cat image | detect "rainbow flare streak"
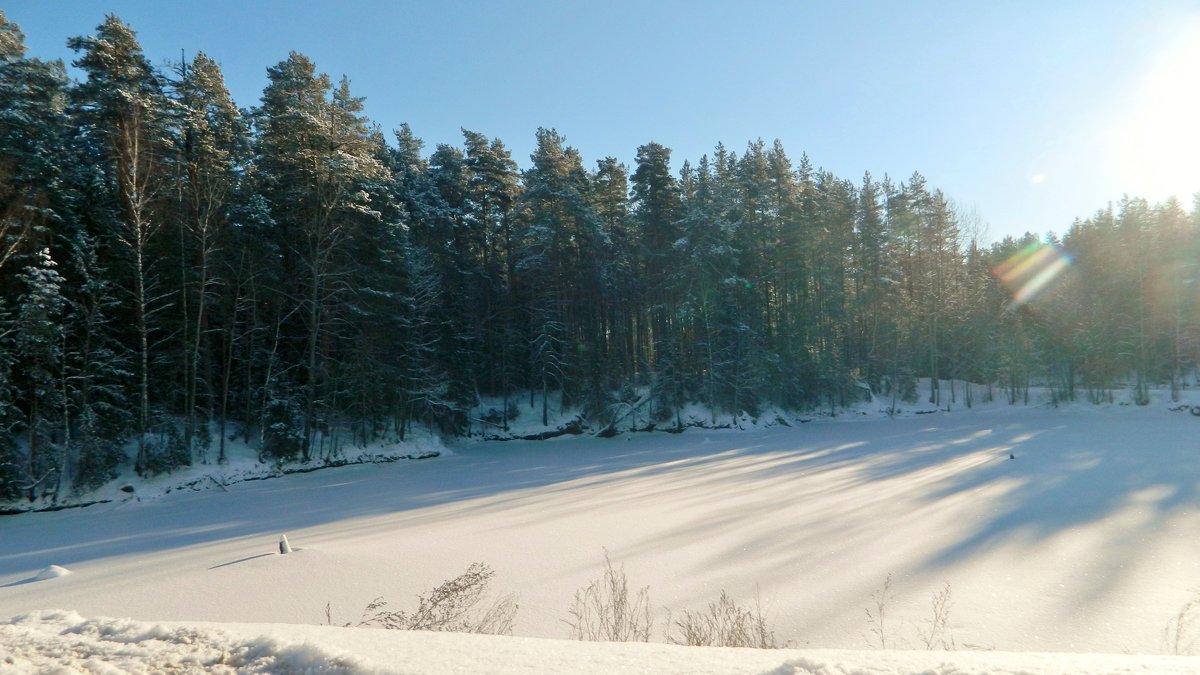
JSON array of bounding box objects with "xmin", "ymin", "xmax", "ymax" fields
[{"xmin": 993, "ymin": 242, "xmax": 1072, "ymax": 307}]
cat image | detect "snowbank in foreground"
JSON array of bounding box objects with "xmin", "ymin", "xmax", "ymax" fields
[{"xmin": 4, "ymin": 610, "xmax": 1199, "ymax": 675}]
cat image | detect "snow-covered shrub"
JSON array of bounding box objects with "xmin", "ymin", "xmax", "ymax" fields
[
  {"xmin": 566, "ymin": 549, "xmax": 652, "ymax": 642},
  {"xmin": 1166, "ymin": 587, "xmax": 1200, "ymax": 655},
  {"xmin": 481, "ymin": 407, "xmax": 507, "ymax": 427},
  {"xmin": 142, "ymin": 424, "xmax": 190, "ymax": 476},
  {"xmin": 667, "ymin": 589, "xmax": 779, "ymax": 649},
  {"xmin": 71, "ymin": 436, "xmax": 122, "ymax": 493},
  {"xmin": 916, "ymin": 582, "xmax": 955, "ymax": 650},
  {"xmin": 262, "ymin": 397, "xmax": 304, "ymax": 461},
  {"xmin": 880, "ymin": 370, "xmax": 917, "ymax": 404},
  {"xmin": 480, "ymin": 402, "xmax": 520, "ymax": 431},
  {"xmin": 347, "ymin": 562, "xmax": 517, "ymax": 635},
  {"xmin": 865, "ymin": 572, "xmax": 896, "ymax": 649},
  {"xmin": 0, "ymin": 442, "xmax": 24, "ymax": 501}
]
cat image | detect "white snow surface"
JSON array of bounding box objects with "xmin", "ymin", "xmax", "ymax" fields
[
  {"xmin": 4, "ymin": 609, "xmax": 1199, "ymax": 674},
  {"xmin": 4, "ymin": 383, "xmax": 1200, "ymax": 671}
]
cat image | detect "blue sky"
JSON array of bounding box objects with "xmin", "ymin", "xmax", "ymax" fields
[{"xmin": 7, "ymin": 0, "xmax": 1200, "ymax": 243}]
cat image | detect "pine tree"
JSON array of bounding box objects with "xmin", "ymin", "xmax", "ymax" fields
[
  {"xmin": 60, "ymin": 230, "xmax": 131, "ymax": 491},
  {"xmin": 68, "ymin": 15, "xmax": 170, "ymax": 475},
  {"xmin": 419, "ymin": 142, "xmax": 480, "ymax": 429},
  {"xmin": 463, "ymin": 130, "xmax": 521, "ymax": 423},
  {"xmin": 0, "ymin": 9, "xmax": 69, "ymax": 273},
  {"xmin": 672, "ymin": 155, "xmax": 736, "ymax": 419},
  {"xmin": 254, "ymin": 56, "xmax": 389, "ymax": 457},
  {"xmin": 0, "ymin": 10, "xmax": 71, "ymax": 498},
  {"xmin": 13, "ymin": 249, "xmax": 65, "ymax": 499},
  {"xmin": 166, "ymin": 51, "xmax": 248, "ymax": 461},
  {"xmin": 630, "ymin": 141, "xmax": 681, "ymax": 391},
  {"xmin": 589, "ymin": 157, "xmax": 635, "ymax": 384},
  {"xmin": 850, "ymin": 171, "xmax": 892, "ymax": 389},
  {"xmin": 394, "ymin": 245, "xmax": 452, "ymax": 437},
  {"xmin": 0, "ymin": 297, "xmax": 19, "ymax": 499}
]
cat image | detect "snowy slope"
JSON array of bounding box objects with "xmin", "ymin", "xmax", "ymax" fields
[{"xmin": 3, "ymin": 387, "xmax": 1200, "ymax": 670}]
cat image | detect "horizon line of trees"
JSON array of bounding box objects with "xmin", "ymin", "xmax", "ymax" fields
[{"xmin": 1, "ymin": 12, "xmax": 1197, "ymax": 501}]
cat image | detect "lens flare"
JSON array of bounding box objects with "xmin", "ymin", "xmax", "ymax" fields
[{"xmin": 992, "ymin": 242, "xmax": 1072, "ymax": 307}]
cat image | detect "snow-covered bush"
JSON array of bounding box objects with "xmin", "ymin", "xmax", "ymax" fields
[
  {"xmin": 916, "ymin": 582, "xmax": 955, "ymax": 650},
  {"xmin": 0, "ymin": 442, "xmax": 23, "ymax": 501},
  {"xmin": 262, "ymin": 396, "xmax": 305, "ymax": 461},
  {"xmin": 1166, "ymin": 587, "xmax": 1200, "ymax": 655},
  {"xmin": 566, "ymin": 549, "xmax": 652, "ymax": 642},
  {"xmin": 71, "ymin": 434, "xmax": 122, "ymax": 493},
  {"xmin": 142, "ymin": 424, "xmax": 190, "ymax": 476},
  {"xmin": 667, "ymin": 589, "xmax": 779, "ymax": 649},
  {"xmin": 864, "ymin": 571, "xmax": 896, "ymax": 649},
  {"xmin": 343, "ymin": 562, "xmax": 517, "ymax": 635}
]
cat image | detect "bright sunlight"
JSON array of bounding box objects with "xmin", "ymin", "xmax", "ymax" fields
[{"xmin": 1104, "ymin": 16, "xmax": 1200, "ymax": 202}]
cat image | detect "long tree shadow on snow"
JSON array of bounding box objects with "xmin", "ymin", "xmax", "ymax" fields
[
  {"xmin": 3, "ymin": 406, "xmax": 1197, "ymax": 600},
  {"xmin": 0, "ymin": 428, "xmax": 776, "ymax": 578},
  {"xmin": 607, "ymin": 407, "xmax": 1200, "ymax": 611},
  {"xmin": 906, "ymin": 411, "xmax": 1200, "ymax": 590},
  {"xmin": 744, "ymin": 406, "xmax": 1200, "ymax": 611}
]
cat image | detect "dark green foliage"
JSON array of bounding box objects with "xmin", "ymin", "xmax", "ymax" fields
[
  {"xmin": 143, "ymin": 423, "xmax": 191, "ymax": 476},
  {"xmin": 71, "ymin": 430, "xmax": 122, "ymax": 492},
  {"xmin": 1, "ymin": 10, "xmax": 1198, "ymax": 500},
  {"xmin": 0, "ymin": 445, "xmax": 24, "ymax": 500},
  {"xmin": 262, "ymin": 389, "xmax": 305, "ymax": 462}
]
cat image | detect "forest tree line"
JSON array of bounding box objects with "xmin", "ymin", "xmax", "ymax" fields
[{"xmin": 1, "ymin": 13, "xmax": 1197, "ymax": 500}]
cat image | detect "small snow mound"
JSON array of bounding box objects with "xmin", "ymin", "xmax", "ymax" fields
[{"xmin": 34, "ymin": 565, "xmax": 71, "ymax": 581}]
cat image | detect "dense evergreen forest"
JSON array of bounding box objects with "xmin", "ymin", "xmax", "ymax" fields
[{"xmin": 1, "ymin": 13, "xmax": 1198, "ymax": 501}]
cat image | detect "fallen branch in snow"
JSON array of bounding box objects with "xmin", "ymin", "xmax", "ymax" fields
[
  {"xmin": 595, "ymin": 395, "xmax": 653, "ymax": 438},
  {"xmin": 482, "ymin": 417, "xmax": 585, "ymax": 439},
  {"xmin": 504, "ymin": 418, "xmax": 585, "ymax": 441},
  {"xmin": 279, "ymin": 451, "xmax": 440, "ymax": 475}
]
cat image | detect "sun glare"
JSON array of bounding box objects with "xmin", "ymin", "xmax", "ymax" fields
[
  {"xmin": 1104, "ymin": 17, "xmax": 1200, "ymax": 201},
  {"xmin": 992, "ymin": 242, "xmax": 1072, "ymax": 307}
]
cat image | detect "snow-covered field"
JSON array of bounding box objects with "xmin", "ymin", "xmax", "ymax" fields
[{"xmin": 4, "ymin": 386, "xmax": 1200, "ymax": 672}]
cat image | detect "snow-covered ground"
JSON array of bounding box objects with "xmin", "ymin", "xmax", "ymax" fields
[
  {"xmin": 4, "ymin": 384, "xmax": 1200, "ymax": 672},
  {"xmin": 6, "ymin": 609, "xmax": 1200, "ymax": 674}
]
